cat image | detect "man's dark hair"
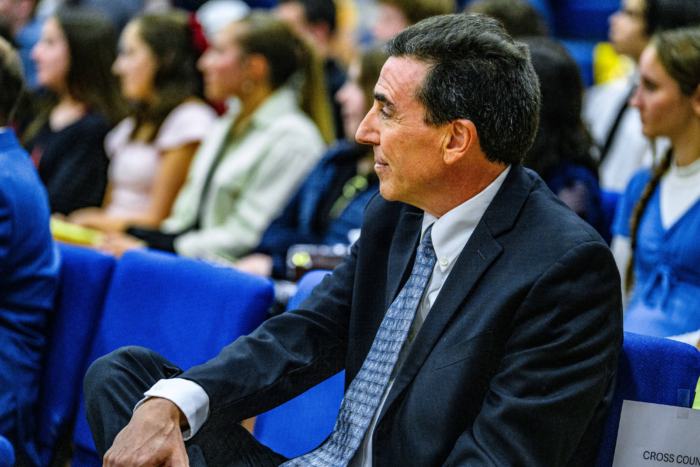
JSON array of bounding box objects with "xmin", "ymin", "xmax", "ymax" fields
[
  {"xmin": 279, "ymin": 0, "xmax": 337, "ymax": 33},
  {"xmin": 385, "ymin": 13, "xmax": 540, "ymax": 165},
  {"xmin": 466, "ymin": 0, "xmax": 548, "ymax": 38}
]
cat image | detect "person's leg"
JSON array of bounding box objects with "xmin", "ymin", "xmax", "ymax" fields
[
  {"xmin": 83, "ymin": 346, "xmax": 183, "ymax": 455},
  {"xmin": 187, "ymin": 412, "xmax": 288, "ymax": 467},
  {"xmin": 83, "ymin": 346, "xmax": 288, "ymax": 467}
]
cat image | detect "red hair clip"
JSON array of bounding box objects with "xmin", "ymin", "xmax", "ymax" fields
[{"xmin": 188, "ymin": 13, "xmax": 208, "ymax": 55}]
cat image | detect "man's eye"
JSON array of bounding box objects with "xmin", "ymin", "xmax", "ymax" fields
[{"xmin": 379, "ymin": 108, "xmax": 389, "ymax": 118}]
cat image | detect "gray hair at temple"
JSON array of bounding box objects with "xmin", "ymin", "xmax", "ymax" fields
[
  {"xmin": 0, "ymin": 36, "xmax": 24, "ymax": 126},
  {"xmin": 385, "ymin": 13, "xmax": 540, "ymax": 165}
]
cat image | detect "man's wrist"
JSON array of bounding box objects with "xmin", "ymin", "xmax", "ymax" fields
[
  {"xmin": 137, "ymin": 378, "xmax": 210, "ymax": 440},
  {"xmin": 141, "ymin": 397, "xmax": 189, "ymax": 428}
]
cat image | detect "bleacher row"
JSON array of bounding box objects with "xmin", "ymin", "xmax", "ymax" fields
[{"xmin": 1, "ymin": 246, "xmax": 700, "ymax": 467}]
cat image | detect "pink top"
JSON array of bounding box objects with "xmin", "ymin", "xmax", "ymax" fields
[{"xmin": 105, "ymin": 101, "xmax": 217, "ymax": 217}]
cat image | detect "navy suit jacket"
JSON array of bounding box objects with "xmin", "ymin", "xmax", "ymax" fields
[{"xmin": 182, "ymin": 163, "xmax": 623, "ymax": 466}]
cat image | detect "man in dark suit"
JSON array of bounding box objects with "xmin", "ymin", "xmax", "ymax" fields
[{"xmin": 85, "ymin": 13, "xmax": 623, "ymax": 467}]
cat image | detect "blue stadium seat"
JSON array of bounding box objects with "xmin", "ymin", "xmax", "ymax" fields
[
  {"xmin": 253, "ymin": 270, "xmax": 346, "ymax": 459},
  {"xmin": 22, "ymin": 244, "xmax": 115, "ymax": 467},
  {"xmin": 561, "ymin": 38, "xmax": 597, "ymax": 87},
  {"xmin": 595, "ymin": 332, "xmax": 700, "ymax": 466},
  {"xmin": 0, "ymin": 435, "xmax": 14, "ymax": 467},
  {"xmin": 552, "ymin": 0, "xmax": 619, "ymax": 40},
  {"xmin": 601, "ymin": 190, "xmax": 621, "ymax": 240},
  {"xmin": 71, "ymin": 248, "xmax": 274, "ymax": 467}
]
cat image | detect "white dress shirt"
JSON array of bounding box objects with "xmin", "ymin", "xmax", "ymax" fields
[{"xmin": 140, "ymin": 166, "xmax": 512, "ymax": 459}]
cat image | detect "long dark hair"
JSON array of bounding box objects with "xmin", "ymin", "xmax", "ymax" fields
[
  {"xmin": 522, "ymin": 37, "xmax": 598, "ymax": 181},
  {"xmin": 235, "ymin": 12, "xmax": 335, "ymax": 144},
  {"xmin": 23, "ymin": 9, "xmax": 126, "ymax": 142},
  {"xmin": 626, "ymin": 27, "xmax": 700, "ymax": 292},
  {"xmin": 128, "ymin": 11, "xmax": 206, "ymax": 142},
  {"xmin": 645, "ymin": 0, "xmax": 700, "ymax": 36}
]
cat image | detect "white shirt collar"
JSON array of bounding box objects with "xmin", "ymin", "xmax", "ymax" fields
[{"xmin": 421, "ymin": 165, "xmax": 511, "ymax": 272}]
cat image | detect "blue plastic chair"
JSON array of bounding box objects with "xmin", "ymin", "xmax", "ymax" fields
[
  {"xmin": 600, "ymin": 190, "xmax": 620, "ymax": 231},
  {"xmin": 595, "ymin": 332, "xmax": 700, "ymax": 466},
  {"xmin": 21, "ymin": 244, "xmax": 115, "ymax": 467},
  {"xmin": 560, "ymin": 38, "xmax": 597, "ymax": 87},
  {"xmin": 71, "ymin": 248, "xmax": 274, "ymax": 467},
  {"xmin": 552, "ymin": 0, "xmax": 619, "ymax": 41},
  {"xmin": 254, "ymin": 270, "xmax": 346, "ymax": 459},
  {"xmin": 0, "ymin": 435, "xmax": 14, "ymax": 467}
]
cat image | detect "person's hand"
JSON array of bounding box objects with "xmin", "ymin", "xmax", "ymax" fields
[
  {"xmin": 69, "ymin": 208, "xmax": 129, "ymax": 233},
  {"xmin": 98, "ymin": 232, "xmax": 146, "ymax": 258},
  {"xmin": 68, "ymin": 207, "xmax": 105, "ymax": 229},
  {"xmin": 103, "ymin": 397, "xmax": 189, "ymax": 467},
  {"xmin": 234, "ymin": 253, "xmax": 274, "ymax": 277}
]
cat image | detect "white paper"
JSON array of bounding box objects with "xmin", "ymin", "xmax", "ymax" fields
[{"xmin": 612, "ymin": 400, "xmax": 700, "ymax": 466}]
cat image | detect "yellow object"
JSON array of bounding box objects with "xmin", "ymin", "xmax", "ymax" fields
[
  {"xmin": 593, "ymin": 42, "xmax": 636, "ymax": 85},
  {"xmin": 50, "ymin": 218, "xmax": 103, "ymax": 246},
  {"xmin": 693, "ymin": 376, "xmax": 700, "ymax": 409}
]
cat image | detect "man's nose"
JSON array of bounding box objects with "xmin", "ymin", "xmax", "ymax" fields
[{"xmin": 355, "ymin": 107, "xmax": 378, "ymax": 146}]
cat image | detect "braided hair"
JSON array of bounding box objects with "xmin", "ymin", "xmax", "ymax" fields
[{"xmin": 625, "ymin": 147, "xmax": 672, "ymax": 293}]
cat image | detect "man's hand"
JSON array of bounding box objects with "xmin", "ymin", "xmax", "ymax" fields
[{"xmin": 103, "ymin": 397, "xmax": 189, "ymax": 467}]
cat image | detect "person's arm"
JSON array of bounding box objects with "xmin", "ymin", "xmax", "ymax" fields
[
  {"xmin": 101, "ymin": 229, "xmax": 359, "ymax": 467},
  {"xmin": 442, "ymin": 240, "xmax": 623, "ymax": 466},
  {"xmin": 610, "ymin": 235, "xmax": 631, "ymax": 298},
  {"xmin": 102, "ymin": 398, "xmax": 189, "ymax": 467},
  {"xmin": 69, "ymin": 141, "xmax": 199, "ymax": 232}
]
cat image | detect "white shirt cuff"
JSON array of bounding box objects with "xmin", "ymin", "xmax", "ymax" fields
[{"xmin": 134, "ymin": 378, "xmax": 210, "ymax": 440}]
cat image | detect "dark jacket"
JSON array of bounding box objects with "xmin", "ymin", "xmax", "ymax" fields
[{"xmin": 182, "ymin": 164, "xmax": 623, "ymax": 466}]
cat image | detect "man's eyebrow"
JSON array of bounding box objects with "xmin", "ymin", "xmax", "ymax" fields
[{"xmin": 374, "ymin": 92, "xmax": 395, "ymax": 109}]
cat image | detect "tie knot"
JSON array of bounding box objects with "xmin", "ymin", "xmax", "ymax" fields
[
  {"xmin": 418, "ymin": 224, "xmax": 436, "ymax": 261},
  {"xmin": 422, "ymin": 223, "xmax": 434, "ymax": 247}
]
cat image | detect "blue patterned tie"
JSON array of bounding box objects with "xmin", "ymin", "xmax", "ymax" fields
[{"xmin": 283, "ymin": 225, "xmax": 436, "ymax": 467}]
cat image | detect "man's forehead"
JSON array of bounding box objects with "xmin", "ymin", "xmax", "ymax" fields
[{"xmin": 375, "ymin": 56, "xmax": 429, "ymax": 102}]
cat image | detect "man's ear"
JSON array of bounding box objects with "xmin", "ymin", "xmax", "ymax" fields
[{"xmin": 443, "ymin": 119, "xmax": 477, "ymax": 165}]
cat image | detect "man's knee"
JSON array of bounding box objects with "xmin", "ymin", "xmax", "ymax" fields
[{"xmin": 83, "ymin": 346, "xmax": 158, "ymax": 405}]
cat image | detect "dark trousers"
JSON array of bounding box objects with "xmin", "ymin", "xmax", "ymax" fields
[{"xmin": 83, "ymin": 346, "xmax": 289, "ymax": 467}]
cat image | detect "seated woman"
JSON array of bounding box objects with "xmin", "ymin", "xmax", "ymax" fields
[
  {"xmin": 0, "ymin": 37, "xmax": 59, "ymax": 458},
  {"xmin": 611, "ymin": 27, "xmax": 700, "ymax": 344},
  {"xmin": 24, "ymin": 9, "xmax": 126, "ymax": 215},
  {"xmin": 521, "ymin": 37, "xmax": 609, "ymax": 242},
  {"xmin": 68, "ymin": 11, "xmax": 216, "ymax": 232},
  {"xmin": 103, "ymin": 12, "xmax": 331, "ymax": 261},
  {"xmin": 236, "ymin": 48, "xmax": 387, "ymax": 279}
]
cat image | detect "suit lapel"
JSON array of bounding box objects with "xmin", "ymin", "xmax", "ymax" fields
[
  {"xmin": 378, "ymin": 164, "xmax": 534, "ymax": 420},
  {"xmin": 384, "ymin": 209, "xmax": 423, "ymax": 311}
]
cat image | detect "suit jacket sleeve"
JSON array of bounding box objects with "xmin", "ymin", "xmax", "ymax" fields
[
  {"xmin": 443, "ymin": 240, "xmax": 622, "ymax": 466},
  {"xmin": 179, "ymin": 238, "xmax": 359, "ymax": 421}
]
